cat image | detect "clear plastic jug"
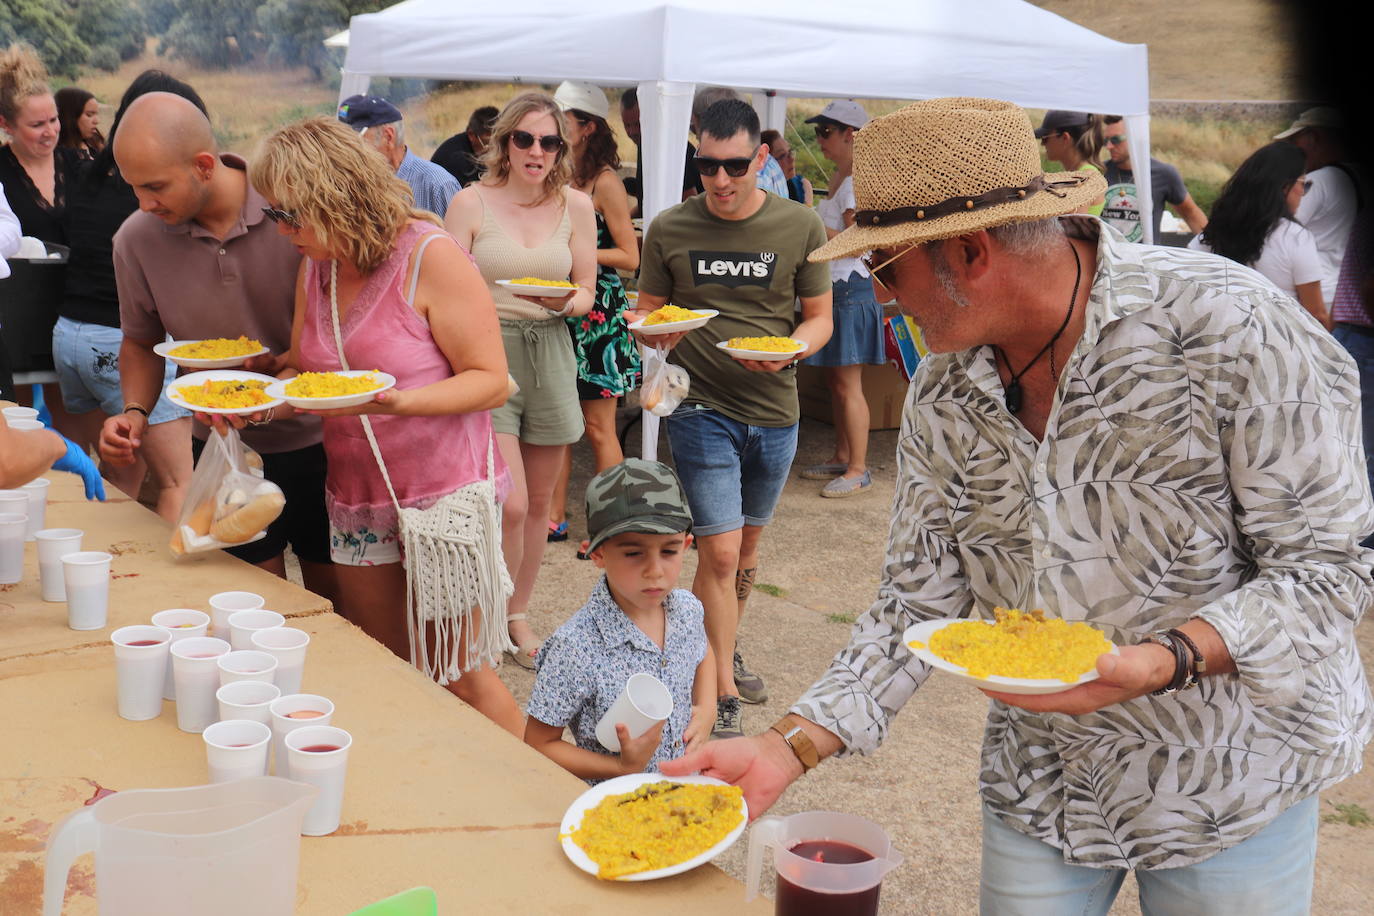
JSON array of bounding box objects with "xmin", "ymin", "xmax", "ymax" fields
[
  {"xmin": 745, "ymin": 810, "xmax": 903, "ymax": 916},
  {"xmin": 43, "ymin": 776, "xmax": 318, "ymax": 916}
]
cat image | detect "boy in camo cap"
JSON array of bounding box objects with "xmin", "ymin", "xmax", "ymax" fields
[{"xmin": 524, "ymin": 459, "xmax": 717, "ymax": 782}]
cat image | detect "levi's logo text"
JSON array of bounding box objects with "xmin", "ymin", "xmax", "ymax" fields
[{"xmin": 690, "ymin": 250, "xmax": 777, "ymax": 289}]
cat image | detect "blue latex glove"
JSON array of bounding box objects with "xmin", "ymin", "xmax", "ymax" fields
[
  {"xmin": 53, "ymin": 437, "xmax": 106, "ymax": 501},
  {"xmin": 32, "ymin": 384, "xmax": 54, "ymax": 428}
]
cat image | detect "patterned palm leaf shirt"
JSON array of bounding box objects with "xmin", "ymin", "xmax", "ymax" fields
[{"xmin": 792, "ymin": 216, "xmax": 1374, "ymax": 870}]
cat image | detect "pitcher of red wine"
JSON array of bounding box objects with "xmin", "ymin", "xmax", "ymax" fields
[{"xmin": 744, "ymin": 810, "xmax": 903, "ymax": 916}]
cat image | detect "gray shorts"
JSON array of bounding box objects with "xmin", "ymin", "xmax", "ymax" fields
[{"xmin": 492, "ymin": 318, "xmax": 584, "ymax": 446}]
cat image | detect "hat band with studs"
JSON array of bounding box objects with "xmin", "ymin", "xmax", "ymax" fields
[{"xmin": 854, "ymin": 173, "xmax": 1090, "ymax": 228}]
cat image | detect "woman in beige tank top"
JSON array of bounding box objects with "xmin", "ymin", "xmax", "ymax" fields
[{"xmin": 445, "ymin": 93, "xmax": 597, "ymax": 667}]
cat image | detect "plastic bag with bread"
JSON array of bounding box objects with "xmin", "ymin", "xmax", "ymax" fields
[
  {"xmin": 639, "ymin": 345, "xmax": 690, "ymax": 417},
  {"xmin": 170, "ymin": 427, "xmax": 284, "ymax": 556}
]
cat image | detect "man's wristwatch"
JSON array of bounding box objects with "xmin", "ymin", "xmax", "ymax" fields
[{"xmin": 769, "ymin": 715, "xmax": 820, "ymax": 773}]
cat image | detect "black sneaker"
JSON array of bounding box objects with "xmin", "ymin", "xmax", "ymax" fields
[
  {"xmin": 733, "ymin": 650, "xmax": 768, "ymax": 704},
  {"xmin": 712, "ymin": 696, "xmax": 744, "ymax": 739}
]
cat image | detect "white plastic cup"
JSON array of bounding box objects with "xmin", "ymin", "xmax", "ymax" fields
[
  {"xmin": 269, "ymin": 694, "xmax": 334, "ymax": 776},
  {"xmin": 217, "ymin": 650, "xmax": 278, "ymax": 687},
  {"xmin": 62, "ymin": 551, "xmax": 113, "ymax": 630},
  {"xmin": 2, "ymin": 406, "xmax": 39, "ymax": 423},
  {"xmin": 0, "ymin": 513, "xmax": 25, "ymax": 585},
  {"xmin": 594, "ymin": 672, "xmax": 674, "ymax": 752},
  {"xmin": 35, "ymin": 527, "xmax": 83, "ymax": 601},
  {"xmin": 170, "ymin": 636, "xmax": 232, "ymax": 733},
  {"xmin": 228, "ymin": 609, "xmax": 285, "ymax": 650},
  {"xmin": 20, "ymin": 477, "xmax": 50, "ymax": 540},
  {"xmin": 285, "ymin": 725, "xmax": 353, "ymax": 836},
  {"xmin": 208, "ymin": 591, "xmax": 265, "ymax": 641},
  {"xmin": 151, "ymin": 609, "xmax": 211, "ymax": 700},
  {"xmin": 216, "ymin": 680, "xmax": 281, "ymax": 725},
  {"xmin": 202, "ymin": 719, "xmax": 271, "ymax": 783},
  {"xmin": 250, "ymin": 627, "xmax": 310, "ymax": 696},
  {"xmin": 111, "ymin": 625, "xmax": 171, "ymax": 721},
  {"xmin": 6, "ymin": 417, "xmax": 44, "ymax": 430}
]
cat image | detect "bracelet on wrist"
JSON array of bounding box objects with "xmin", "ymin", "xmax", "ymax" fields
[
  {"xmin": 123, "ymin": 403, "xmax": 150, "ymax": 418},
  {"xmin": 1166, "ymin": 628, "xmax": 1206, "ymax": 679},
  {"xmin": 1141, "ymin": 631, "xmax": 1198, "ymax": 696}
]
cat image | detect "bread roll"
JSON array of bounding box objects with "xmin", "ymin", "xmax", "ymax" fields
[
  {"xmin": 209, "ymin": 485, "xmax": 285, "ymax": 544},
  {"xmin": 188, "ymin": 499, "xmax": 215, "ymax": 536}
]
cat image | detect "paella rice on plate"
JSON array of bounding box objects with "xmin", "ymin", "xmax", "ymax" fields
[
  {"xmin": 285, "ymin": 372, "xmax": 384, "ymax": 399},
  {"xmin": 167, "ymin": 336, "xmax": 264, "ymax": 359},
  {"xmin": 915, "ymin": 607, "xmax": 1112, "ymax": 682}
]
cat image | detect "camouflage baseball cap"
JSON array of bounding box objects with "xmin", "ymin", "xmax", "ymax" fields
[{"xmin": 584, "ymin": 458, "xmax": 693, "ymax": 554}]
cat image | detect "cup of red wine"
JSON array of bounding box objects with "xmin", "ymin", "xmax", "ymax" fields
[{"xmin": 744, "ymin": 810, "xmax": 903, "ymax": 916}]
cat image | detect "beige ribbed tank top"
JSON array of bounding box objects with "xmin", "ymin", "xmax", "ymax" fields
[{"xmin": 470, "ymin": 188, "xmax": 574, "ymax": 321}]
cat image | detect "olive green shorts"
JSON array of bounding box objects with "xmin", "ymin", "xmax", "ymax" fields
[{"xmin": 492, "ymin": 318, "xmax": 585, "ymax": 445}]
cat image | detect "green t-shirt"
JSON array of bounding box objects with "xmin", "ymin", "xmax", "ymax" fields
[{"xmin": 638, "ymin": 193, "xmax": 830, "ymax": 427}]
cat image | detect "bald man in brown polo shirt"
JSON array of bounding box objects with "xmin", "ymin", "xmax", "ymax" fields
[{"xmin": 98, "ymin": 93, "xmax": 336, "ymax": 600}]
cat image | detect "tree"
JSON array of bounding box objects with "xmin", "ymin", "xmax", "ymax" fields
[
  {"xmin": 0, "ymin": 0, "xmax": 91, "ymax": 79},
  {"xmin": 257, "ymin": 0, "xmax": 385, "ymax": 76},
  {"xmin": 73, "ymin": 0, "xmax": 149, "ymax": 66},
  {"xmin": 158, "ymin": 0, "xmax": 266, "ymax": 68}
]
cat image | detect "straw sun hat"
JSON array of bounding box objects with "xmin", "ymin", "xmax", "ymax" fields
[{"xmin": 810, "ymin": 97, "xmax": 1106, "ymax": 262}]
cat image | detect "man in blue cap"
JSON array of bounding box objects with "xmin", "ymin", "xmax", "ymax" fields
[{"xmin": 337, "ymin": 94, "xmax": 461, "ymax": 219}]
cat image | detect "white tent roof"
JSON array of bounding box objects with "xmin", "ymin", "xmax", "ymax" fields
[{"xmin": 339, "ymin": 0, "xmax": 1148, "ymax": 116}]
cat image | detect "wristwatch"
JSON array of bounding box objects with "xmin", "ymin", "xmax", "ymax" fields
[{"xmin": 769, "ymin": 715, "xmax": 820, "ymax": 773}]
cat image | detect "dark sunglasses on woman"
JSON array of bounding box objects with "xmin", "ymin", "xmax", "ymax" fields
[
  {"xmin": 510, "ymin": 130, "xmax": 564, "ymax": 153},
  {"xmin": 261, "ymin": 206, "xmax": 300, "ymax": 229},
  {"xmin": 814, "ymin": 124, "xmax": 838, "ymax": 140},
  {"xmin": 693, "ymin": 147, "xmax": 759, "ymax": 178}
]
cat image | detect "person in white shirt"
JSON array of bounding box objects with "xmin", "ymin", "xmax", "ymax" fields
[
  {"xmin": 1188, "ymin": 141, "xmax": 1328, "ymax": 328},
  {"xmin": 1276, "ymin": 106, "xmax": 1360, "ymax": 303},
  {"xmin": 0, "ymin": 184, "xmax": 19, "ymax": 275}
]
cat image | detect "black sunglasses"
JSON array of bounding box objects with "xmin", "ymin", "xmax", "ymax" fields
[
  {"xmin": 261, "ymin": 206, "xmax": 300, "ymax": 229},
  {"xmin": 510, "ymin": 130, "xmax": 564, "ymax": 153},
  {"xmin": 814, "ymin": 124, "xmax": 839, "ymax": 140},
  {"xmin": 1105, "ymin": 135, "xmax": 1128, "ymax": 146},
  {"xmin": 693, "ymin": 145, "xmax": 760, "ymax": 178}
]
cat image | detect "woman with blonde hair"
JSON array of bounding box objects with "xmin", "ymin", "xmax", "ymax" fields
[
  {"xmin": 251, "ymin": 116, "xmax": 522, "ymax": 734},
  {"xmin": 445, "ymin": 91, "xmax": 597, "ymax": 669}
]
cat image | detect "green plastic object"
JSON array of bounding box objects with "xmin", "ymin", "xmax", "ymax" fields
[{"xmin": 348, "ymin": 886, "xmax": 438, "ymax": 916}]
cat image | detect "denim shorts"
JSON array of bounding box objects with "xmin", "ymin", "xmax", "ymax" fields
[
  {"xmin": 801, "ymin": 273, "xmax": 886, "ymax": 368},
  {"xmin": 52, "ymin": 317, "xmax": 188, "ymax": 424},
  {"xmin": 665, "ymin": 404, "xmax": 798, "ymax": 536}
]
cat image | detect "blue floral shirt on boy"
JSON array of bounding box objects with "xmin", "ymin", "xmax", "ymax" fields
[{"xmin": 528, "ymin": 577, "xmax": 707, "ymax": 783}]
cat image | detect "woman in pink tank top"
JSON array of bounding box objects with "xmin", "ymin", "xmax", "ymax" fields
[{"xmin": 250, "ymin": 117, "xmax": 522, "ymax": 736}]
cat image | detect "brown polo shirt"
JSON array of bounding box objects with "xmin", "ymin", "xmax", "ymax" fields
[{"xmin": 114, "ymin": 153, "xmax": 320, "ymax": 453}]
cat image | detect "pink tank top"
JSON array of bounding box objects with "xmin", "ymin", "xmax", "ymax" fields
[{"xmin": 298, "ymin": 221, "xmax": 509, "ymax": 532}]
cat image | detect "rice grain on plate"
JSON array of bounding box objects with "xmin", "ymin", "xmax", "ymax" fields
[
  {"xmin": 285, "ymin": 372, "xmax": 383, "ymax": 398},
  {"xmin": 922, "ymin": 607, "xmax": 1111, "ymax": 682},
  {"xmin": 569, "ymin": 781, "xmax": 744, "ymax": 879},
  {"xmin": 508, "ymin": 276, "xmax": 576, "ymax": 287},
  {"xmin": 643, "ymin": 305, "xmax": 704, "ymax": 325},
  {"xmin": 175, "ymin": 379, "xmax": 272, "ymax": 409},
  {"xmin": 725, "ymin": 336, "xmax": 803, "ymax": 353},
  {"xmin": 168, "ymin": 336, "xmax": 263, "ymax": 359}
]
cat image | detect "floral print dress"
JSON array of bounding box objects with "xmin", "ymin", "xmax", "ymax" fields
[{"xmin": 567, "ymin": 212, "xmax": 639, "ymax": 400}]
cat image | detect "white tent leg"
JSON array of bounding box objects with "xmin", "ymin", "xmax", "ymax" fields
[
  {"xmin": 337, "ymin": 70, "xmax": 372, "ymax": 106},
  {"xmin": 636, "ymin": 80, "xmax": 695, "ymax": 462},
  {"xmin": 1124, "ymin": 114, "xmax": 1153, "ymax": 243},
  {"xmin": 760, "ymin": 91, "xmax": 786, "ymax": 134}
]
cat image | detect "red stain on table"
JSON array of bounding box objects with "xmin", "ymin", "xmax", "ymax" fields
[{"xmin": 83, "ymin": 779, "xmax": 116, "ymax": 806}]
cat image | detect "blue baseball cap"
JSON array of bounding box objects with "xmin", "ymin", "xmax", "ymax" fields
[{"xmin": 337, "ymin": 95, "xmax": 402, "ymax": 129}]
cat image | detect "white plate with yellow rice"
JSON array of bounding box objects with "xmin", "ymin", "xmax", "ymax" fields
[
  {"xmin": 628, "ymin": 307, "xmax": 718, "ymax": 336},
  {"xmin": 155, "ymin": 337, "xmax": 270, "ymax": 369},
  {"xmin": 715, "ymin": 337, "xmax": 805, "ymax": 362},
  {"xmin": 496, "ymin": 278, "xmax": 579, "ymax": 297},
  {"xmin": 903, "ymin": 615, "xmax": 1119, "ymax": 695},
  {"xmin": 266, "ymin": 370, "xmax": 396, "ymax": 410},
  {"xmin": 560, "ymin": 773, "xmax": 748, "ymax": 881},
  {"xmin": 166, "ymin": 370, "xmax": 285, "ymax": 416}
]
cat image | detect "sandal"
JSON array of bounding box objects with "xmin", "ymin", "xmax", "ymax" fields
[
  {"xmin": 547, "ymin": 520, "xmax": 569, "ymax": 542},
  {"xmin": 505, "ymin": 612, "xmax": 542, "ymax": 670},
  {"xmin": 576, "ymin": 538, "xmax": 592, "ymax": 561}
]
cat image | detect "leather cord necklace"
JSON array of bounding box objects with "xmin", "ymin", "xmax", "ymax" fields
[{"xmin": 994, "ymin": 239, "xmax": 1082, "ymax": 414}]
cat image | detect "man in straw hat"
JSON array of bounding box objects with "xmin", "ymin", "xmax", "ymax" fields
[{"xmin": 664, "ymin": 97, "xmax": 1373, "ymax": 911}]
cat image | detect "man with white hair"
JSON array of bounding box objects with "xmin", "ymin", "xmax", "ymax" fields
[
  {"xmin": 666, "ymin": 97, "xmax": 1372, "ymax": 913},
  {"xmin": 337, "ymin": 94, "xmax": 460, "ymax": 219}
]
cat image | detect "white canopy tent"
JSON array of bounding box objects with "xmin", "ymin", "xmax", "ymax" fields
[{"xmin": 337, "ymin": 0, "xmax": 1151, "ymax": 456}]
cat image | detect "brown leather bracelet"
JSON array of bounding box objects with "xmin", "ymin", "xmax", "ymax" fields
[
  {"xmin": 1166, "ymin": 628, "xmax": 1206, "ymax": 679},
  {"xmin": 769, "ymin": 715, "xmax": 819, "ymax": 773},
  {"xmin": 122, "ymin": 403, "xmax": 150, "ymax": 418}
]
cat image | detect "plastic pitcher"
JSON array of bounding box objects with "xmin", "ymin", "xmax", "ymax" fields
[
  {"xmin": 43, "ymin": 776, "xmax": 318, "ymax": 916},
  {"xmin": 745, "ymin": 811, "xmax": 903, "ymax": 916}
]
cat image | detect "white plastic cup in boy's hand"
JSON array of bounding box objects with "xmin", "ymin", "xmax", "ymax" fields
[
  {"xmin": 285, "ymin": 725, "xmax": 353, "ymax": 835},
  {"xmin": 269, "ymin": 694, "xmax": 334, "ymax": 776},
  {"xmin": 21, "ymin": 477, "xmax": 50, "ymax": 540},
  {"xmin": 111, "ymin": 625, "xmax": 171, "ymax": 721},
  {"xmin": 35, "ymin": 527, "xmax": 83, "ymax": 601},
  {"xmin": 7, "ymin": 418, "xmax": 44, "ymax": 430},
  {"xmin": 595, "ymin": 672, "xmax": 674, "ymax": 753},
  {"xmin": 216, "ymin": 680, "xmax": 280, "ymax": 725},
  {"xmin": 217, "ymin": 649, "xmax": 278, "ymax": 687},
  {"xmin": 151, "ymin": 608, "xmax": 211, "ymax": 700},
  {"xmin": 2, "ymin": 406, "xmax": 39, "ymax": 423},
  {"xmin": 250, "ymin": 626, "xmax": 310, "ymax": 695},
  {"xmin": 228, "ymin": 609, "xmax": 285, "ymax": 650},
  {"xmin": 62, "ymin": 551, "xmax": 113, "ymax": 630},
  {"xmin": 203, "ymin": 719, "xmax": 271, "ymax": 783},
  {"xmin": 208, "ymin": 591, "xmax": 265, "ymax": 641},
  {"xmin": 170, "ymin": 636, "xmax": 232, "ymax": 733},
  {"xmin": 0, "ymin": 513, "xmax": 26, "ymax": 585}
]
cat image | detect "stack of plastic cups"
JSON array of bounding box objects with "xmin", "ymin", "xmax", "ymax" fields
[
  {"xmin": 0, "ymin": 512, "xmax": 25, "ymax": 585},
  {"xmin": 34, "ymin": 528, "xmax": 83, "ymax": 601},
  {"xmin": 20, "ymin": 477, "xmax": 50, "ymax": 541}
]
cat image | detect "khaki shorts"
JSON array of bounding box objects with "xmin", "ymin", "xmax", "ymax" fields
[{"xmin": 492, "ymin": 318, "xmax": 585, "ymax": 445}]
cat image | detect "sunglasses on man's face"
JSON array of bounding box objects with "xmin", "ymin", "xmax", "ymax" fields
[
  {"xmin": 861, "ymin": 245, "xmax": 917, "ymax": 290},
  {"xmin": 510, "ymin": 130, "xmax": 564, "ymax": 153},
  {"xmin": 261, "ymin": 206, "xmax": 300, "ymax": 229},
  {"xmin": 814, "ymin": 124, "xmax": 838, "ymax": 140},
  {"xmin": 694, "ymin": 147, "xmax": 759, "ymax": 178},
  {"xmin": 1105, "ymin": 134, "xmax": 1128, "ymax": 146}
]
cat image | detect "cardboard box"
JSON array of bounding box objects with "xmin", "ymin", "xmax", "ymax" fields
[{"xmin": 797, "ymin": 362, "xmax": 912, "ymax": 431}]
